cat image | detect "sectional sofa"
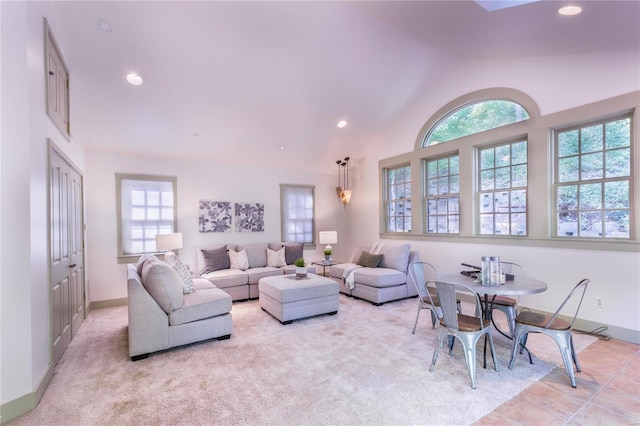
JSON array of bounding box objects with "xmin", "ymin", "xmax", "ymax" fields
[
  {"xmin": 195, "ymin": 242, "xmax": 316, "ymax": 301},
  {"xmin": 127, "ymin": 256, "xmax": 233, "ymax": 360},
  {"xmin": 328, "ymin": 242, "xmax": 419, "ymax": 305}
]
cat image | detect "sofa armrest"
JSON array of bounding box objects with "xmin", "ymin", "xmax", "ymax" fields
[{"xmin": 127, "ymin": 265, "xmax": 170, "ymax": 357}]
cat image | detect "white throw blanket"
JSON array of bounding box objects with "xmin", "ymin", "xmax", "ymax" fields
[
  {"xmin": 342, "ymin": 242, "xmax": 386, "ymax": 289},
  {"xmin": 342, "ymin": 264, "xmax": 361, "ymax": 290}
]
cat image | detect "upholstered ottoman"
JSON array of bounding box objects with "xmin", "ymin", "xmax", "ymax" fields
[{"xmin": 258, "ymin": 273, "xmax": 339, "ymax": 324}]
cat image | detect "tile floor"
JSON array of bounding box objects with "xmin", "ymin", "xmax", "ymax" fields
[{"xmin": 475, "ymin": 337, "xmax": 640, "ymax": 425}]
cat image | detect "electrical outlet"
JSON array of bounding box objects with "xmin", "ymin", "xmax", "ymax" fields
[{"xmin": 595, "ymin": 297, "xmax": 604, "ymax": 309}]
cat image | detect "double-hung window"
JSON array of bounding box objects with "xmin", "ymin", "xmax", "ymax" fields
[
  {"xmin": 425, "ymin": 155, "xmax": 460, "ymax": 233},
  {"xmin": 117, "ymin": 174, "xmax": 177, "ymax": 259},
  {"xmin": 385, "ymin": 165, "xmax": 411, "ymax": 233},
  {"xmin": 478, "ymin": 140, "xmax": 528, "ymax": 235},
  {"xmin": 555, "ymin": 115, "xmax": 631, "ymax": 238},
  {"xmin": 280, "ymin": 184, "xmax": 315, "ymax": 245}
]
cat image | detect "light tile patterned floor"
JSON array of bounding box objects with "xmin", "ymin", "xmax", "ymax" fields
[{"xmin": 475, "ymin": 338, "xmax": 640, "ymax": 425}]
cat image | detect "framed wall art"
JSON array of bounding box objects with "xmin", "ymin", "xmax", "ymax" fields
[
  {"xmin": 235, "ymin": 202, "xmax": 264, "ymax": 232},
  {"xmin": 199, "ymin": 200, "xmax": 232, "ymax": 232}
]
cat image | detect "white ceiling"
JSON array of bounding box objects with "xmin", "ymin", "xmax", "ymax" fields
[{"xmin": 50, "ymin": 0, "xmax": 640, "ymax": 171}]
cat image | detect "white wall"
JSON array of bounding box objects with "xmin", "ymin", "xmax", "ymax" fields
[
  {"xmin": 345, "ymin": 50, "xmax": 640, "ymax": 338},
  {"xmin": 85, "ymin": 149, "xmax": 350, "ymax": 302},
  {"xmin": 1, "ymin": 0, "xmax": 86, "ymax": 407}
]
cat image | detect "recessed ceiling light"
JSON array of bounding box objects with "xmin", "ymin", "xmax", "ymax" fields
[
  {"xmin": 558, "ymin": 5, "xmax": 582, "ymax": 15},
  {"xmin": 337, "ymin": 120, "xmax": 347, "ymax": 128},
  {"xmin": 280, "ymin": 146, "xmax": 285, "ymax": 150},
  {"xmin": 126, "ymin": 73, "xmax": 143, "ymax": 85},
  {"xmin": 97, "ymin": 19, "xmax": 112, "ymax": 33}
]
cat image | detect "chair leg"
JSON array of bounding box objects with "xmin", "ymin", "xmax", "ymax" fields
[
  {"xmin": 430, "ymin": 310, "xmax": 437, "ymax": 328},
  {"xmin": 430, "ymin": 330, "xmax": 446, "ymax": 372},
  {"xmin": 570, "ymin": 334, "xmax": 581, "ymax": 372},
  {"xmin": 554, "ymin": 332, "xmax": 578, "ymax": 388},
  {"xmin": 412, "ymin": 304, "xmax": 422, "ymax": 334},
  {"xmin": 509, "ymin": 329, "xmax": 525, "ymax": 370},
  {"xmin": 460, "ymin": 334, "xmax": 480, "ymax": 389},
  {"xmin": 486, "ymin": 332, "xmax": 500, "ymax": 372}
]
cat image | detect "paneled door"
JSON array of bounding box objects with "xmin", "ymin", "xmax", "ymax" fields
[{"xmin": 50, "ymin": 148, "xmax": 85, "ymax": 365}]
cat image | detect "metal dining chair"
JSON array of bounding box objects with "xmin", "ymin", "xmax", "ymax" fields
[
  {"xmin": 429, "ymin": 280, "xmax": 499, "ymax": 389},
  {"xmin": 508, "ymin": 278, "xmax": 590, "ymax": 388},
  {"xmin": 408, "ymin": 262, "xmax": 461, "ymax": 333},
  {"xmin": 490, "ymin": 261, "xmax": 525, "ymax": 337}
]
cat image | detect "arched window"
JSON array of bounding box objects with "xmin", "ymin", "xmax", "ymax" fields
[{"xmin": 423, "ymin": 99, "xmax": 530, "ymax": 147}]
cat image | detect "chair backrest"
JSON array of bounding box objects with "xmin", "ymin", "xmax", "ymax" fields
[
  {"xmin": 546, "ymin": 278, "xmax": 590, "ymax": 329},
  {"xmin": 408, "ymin": 262, "xmax": 437, "ymax": 300},
  {"xmin": 432, "ymin": 280, "xmax": 485, "ymax": 332},
  {"xmin": 500, "ymin": 261, "xmax": 525, "ymax": 276}
]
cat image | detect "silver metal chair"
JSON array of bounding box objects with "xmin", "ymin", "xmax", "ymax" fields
[
  {"xmin": 429, "ymin": 280, "xmax": 499, "ymax": 389},
  {"xmin": 490, "ymin": 261, "xmax": 525, "ymax": 337},
  {"xmin": 408, "ymin": 262, "xmax": 461, "ymax": 334},
  {"xmin": 508, "ymin": 278, "xmax": 590, "ymax": 388}
]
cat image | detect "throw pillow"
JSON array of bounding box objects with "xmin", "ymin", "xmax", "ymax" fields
[
  {"xmin": 284, "ymin": 243, "xmax": 303, "ymax": 265},
  {"xmin": 267, "ymin": 247, "xmax": 286, "ymax": 267},
  {"xmin": 141, "ymin": 261, "xmax": 184, "ymax": 313},
  {"xmin": 201, "ymin": 246, "xmax": 230, "ymax": 273},
  {"xmin": 229, "ymin": 249, "xmax": 250, "ymax": 271},
  {"xmin": 136, "ymin": 254, "xmax": 159, "ymax": 275},
  {"xmin": 357, "ymin": 251, "xmax": 384, "ymax": 268},
  {"xmin": 171, "ymin": 257, "xmax": 195, "ymax": 294}
]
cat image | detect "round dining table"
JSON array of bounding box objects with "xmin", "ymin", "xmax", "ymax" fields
[{"xmin": 435, "ymin": 273, "xmax": 548, "ymax": 297}]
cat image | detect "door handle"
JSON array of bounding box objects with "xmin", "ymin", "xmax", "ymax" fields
[{"xmin": 69, "ymin": 264, "xmax": 77, "ymax": 268}]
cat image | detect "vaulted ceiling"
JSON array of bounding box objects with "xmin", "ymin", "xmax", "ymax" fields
[{"xmin": 49, "ymin": 1, "xmax": 640, "ymax": 171}]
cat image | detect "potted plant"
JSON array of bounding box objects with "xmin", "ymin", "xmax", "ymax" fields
[
  {"xmin": 294, "ymin": 257, "xmax": 307, "ymax": 278},
  {"xmin": 323, "ymin": 249, "xmax": 332, "ymax": 262}
]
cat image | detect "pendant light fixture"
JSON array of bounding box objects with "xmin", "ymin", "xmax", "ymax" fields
[{"xmin": 335, "ymin": 157, "xmax": 352, "ymax": 207}]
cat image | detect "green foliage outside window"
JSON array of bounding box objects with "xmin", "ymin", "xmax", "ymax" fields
[{"xmin": 424, "ymin": 100, "xmax": 529, "ymax": 146}]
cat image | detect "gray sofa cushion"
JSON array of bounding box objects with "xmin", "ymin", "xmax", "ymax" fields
[
  {"xmin": 169, "ymin": 288, "xmax": 232, "ymax": 326},
  {"xmin": 193, "ymin": 278, "xmax": 216, "ymax": 290},
  {"xmin": 202, "ymin": 246, "xmax": 230, "ymax": 273},
  {"xmin": 379, "ymin": 243, "xmax": 411, "ymax": 273},
  {"xmin": 141, "ymin": 261, "xmax": 184, "ymax": 313},
  {"xmin": 246, "ymin": 266, "xmax": 283, "ymax": 284},
  {"xmin": 237, "ymin": 243, "xmax": 268, "ymax": 268},
  {"xmin": 202, "ymin": 269, "xmax": 248, "ymax": 288},
  {"xmin": 136, "ymin": 254, "xmax": 159, "ymax": 275},
  {"xmin": 353, "ymin": 268, "xmax": 408, "ymax": 288},
  {"xmin": 357, "ymin": 251, "xmax": 383, "ymax": 268}
]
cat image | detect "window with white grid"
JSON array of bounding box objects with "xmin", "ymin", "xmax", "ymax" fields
[
  {"xmin": 555, "ymin": 115, "xmax": 632, "ymax": 239},
  {"xmin": 280, "ymin": 185, "xmax": 315, "ymax": 244},
  {"xmin": 425, "ymin": 154, "xmax": 460, "ymax": 234},
  {"xmin": 385, "ymin": 165, "xmax": 412, "ymax": 233},
  {"xmin": 117, "ymin": 175, "xmax": 176, "ymax": 256}
]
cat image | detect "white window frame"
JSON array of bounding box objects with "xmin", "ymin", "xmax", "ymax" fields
[
  {"xmin": 116, "ymin": 174, "xmax": 177, "ymax": 263},
  {"xmin": 553, "ymin": 114, "xmax": 633, "ymax": 239},
  {"xmin": 477, "ymin": 139, "xmax": 528, "ymax": 236},
  {"xmin": 424, "ymin": 154, "xmax": 460, "ymax": 234},
  {"xmin": 384, "ymin": 164, "xmax": 412, "ymax": 233},
  {"xmin": 280, "ymin": 184, "xmax": 316, "ymax": 247},
  {"xmin": 378, "ymin": 88, "xmax": 638, "ymax": 251}
]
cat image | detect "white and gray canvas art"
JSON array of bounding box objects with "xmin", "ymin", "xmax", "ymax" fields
[
  {"xmin": 199, "ymin": 200, "xmax": 232, "ymax": 232},
  {"xmin": 235, "ymin": 202, "xmax": 264, "ymax": 232}
]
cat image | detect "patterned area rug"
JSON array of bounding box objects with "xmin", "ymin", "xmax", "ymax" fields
[{"xmin": 9, "ymin": 295, "xmax": 596, "ymax": 425}]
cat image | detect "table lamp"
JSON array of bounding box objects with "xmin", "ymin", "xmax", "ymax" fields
[
  {"xmin": 156, "ymin": 232, "xmax": 183, "ymax": 264},
  {"xmin": 319, "ymin": 231, "xmax": 337, "ymax": 258}
]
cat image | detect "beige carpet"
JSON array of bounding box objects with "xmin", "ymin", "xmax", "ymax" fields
[{"xmin": 9, "ymin": 295, "xmax": 596, "ymax": 425}]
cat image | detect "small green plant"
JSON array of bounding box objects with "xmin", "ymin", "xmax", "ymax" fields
[
  {"xmin": 294, "ymin": 257, "xmax": 306, "ymax": 267},
  {"xmin": 323, "ymin": 249, "xmax": 332, "ymax": 256}
]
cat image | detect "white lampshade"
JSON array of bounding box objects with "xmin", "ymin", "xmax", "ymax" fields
[
  {"xmin": 155, "ymin": 232, "xmax": 183, "ymax": 251},
  {"xmin": 319, "ymin": 231, "xmax": 337, "ymax": 252}
]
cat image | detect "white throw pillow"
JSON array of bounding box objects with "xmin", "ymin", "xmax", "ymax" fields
[
  {"xmin": 267, "ymin": 247, "xmax": 286, "ymax": 267},
  {"xmin": 171, "ymin": 257, "xmax": 195, "ymax": 294},
  {"xmin": 229, "ymin": 249, "xmax": 249, "ymax": 271}
]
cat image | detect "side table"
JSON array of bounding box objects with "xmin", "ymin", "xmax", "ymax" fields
[{"xmin": 312, "ymin": 260, "xmax": 338, "ymax": 277}]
